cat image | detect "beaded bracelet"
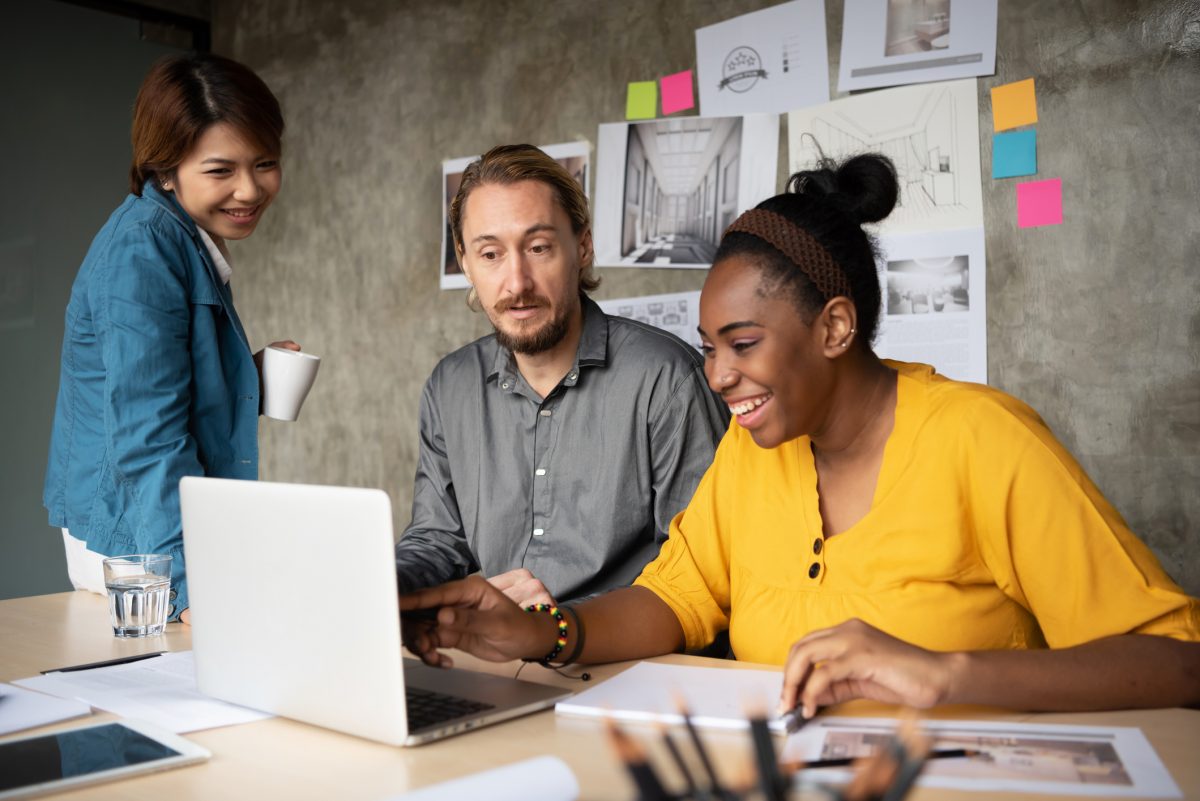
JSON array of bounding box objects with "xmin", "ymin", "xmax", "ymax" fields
[
  {"xmin": 523, "ymin": 603, "xmax": 568, "ymax": 666},
  {"xmin": 559, "ymin": 605, "xmax": 586, "ymax": 666}
]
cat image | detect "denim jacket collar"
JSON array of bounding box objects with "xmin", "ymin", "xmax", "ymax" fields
[
  {"xmin": 140, "ymin": 180, "xmax": 252, "ymax": 354},
  {"xmin": 141, "ymin": 180, "xmax": 200, "ymax": 238}
]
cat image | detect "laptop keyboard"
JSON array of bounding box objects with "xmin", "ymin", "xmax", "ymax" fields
[{"xmin": 405, "ymin": 686, "xmax": 496, "ymax": 731}]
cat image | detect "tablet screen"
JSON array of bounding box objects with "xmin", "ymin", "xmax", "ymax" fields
[{"xmin": 0, "ymin": 723, "xmax": 181, "ymax": 792}]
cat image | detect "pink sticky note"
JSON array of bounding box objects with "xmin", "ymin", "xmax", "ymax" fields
[
  {"xmin": 1017, "ymin": 178, "xmax": 1063, "ymax": 228},
  {"xmin": 660, "ymin": 70, "xmax": 695, "ymax": 115}
]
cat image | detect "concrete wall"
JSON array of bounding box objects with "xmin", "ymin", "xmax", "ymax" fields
[{"xmin": 210, "ymin": 0, "xmax": 1199, "ymax": 594}]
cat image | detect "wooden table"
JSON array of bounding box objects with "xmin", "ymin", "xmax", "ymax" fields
[{"xmin": 1, "ymin": 592, "xmax": 1196, "ymax": 800}]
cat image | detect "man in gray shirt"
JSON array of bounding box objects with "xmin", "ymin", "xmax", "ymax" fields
[{"xmin": 396, "ymin": 144, "xmax": 728, "ymax": 606}]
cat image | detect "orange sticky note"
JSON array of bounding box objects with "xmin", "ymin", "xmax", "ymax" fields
[{"xmin": 991, "ymin": 78, "xmax": 1038, "ymax": 132}]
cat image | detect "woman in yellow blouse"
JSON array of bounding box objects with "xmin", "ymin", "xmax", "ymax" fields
[{"xmin": 402, "ymin": 154, "xmax": 1200, "ymax": 715}]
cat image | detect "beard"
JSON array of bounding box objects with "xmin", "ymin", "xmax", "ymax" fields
[{"xmin": 489, "ymin": 294, "xmax": 574, "ymax": 355}]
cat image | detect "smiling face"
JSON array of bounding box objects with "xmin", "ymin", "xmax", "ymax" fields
[
  {"xmin": 160, "ymin": 122, "xmax": 281, "ymax": 242},
  {"xmin": 458, "ymin": 180, "xmax": 589, "ymax": 356},
  {"xmin": 699, "ymin": 254, "xmax": 838, "ymax": 449}
]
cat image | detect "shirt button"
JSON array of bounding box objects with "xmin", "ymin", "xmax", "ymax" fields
[
  {"xmin": 568, "ymin": 372, "xmax": 577, "ymax": 381},
  {"xmin": 808, "ymin": 562, "xmax": 820, "ymax": 579},
  {"xmin": 502, "ymin": 381, "xmax": 510, "ymax": 389},
  {"xmin": 535, "ymin": 468, "xmax": 546, "ymax": 476},
  {"xmin": 539, "ymin": 409, "xmax": 552, "ymax": 417},
  {"xmin": 813, "ymin": 538, "xmax": 823, "ymax": 555},
  {"xmin": 533, "ymin": 528, "xmax": 545, "ymax": 537}
]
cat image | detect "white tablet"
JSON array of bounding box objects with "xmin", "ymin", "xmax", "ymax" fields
[{"xmin": 0, "ymin": 719, "xmax": 210, "ymax": 799}]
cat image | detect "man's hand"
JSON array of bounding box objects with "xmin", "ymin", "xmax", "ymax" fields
[
  {"xmin": 400, "ymin": 576, "xmax": 555, "ymax": 668},
  {"xmin": 180, "ymin": 608, "xmax": 191, "ymax": 625},
  {"xmin": 486, "ymin": 568, "xmax": 555, "ymax": 608}
]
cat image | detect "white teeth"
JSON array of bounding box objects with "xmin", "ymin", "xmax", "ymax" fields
[{"xmin": 729, "ymin": 395, "xmax": 770, "ymax": 416}]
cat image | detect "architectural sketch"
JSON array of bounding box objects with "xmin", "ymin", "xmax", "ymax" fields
[{"xmin": 788, "ymin": 79, "xmax": 982, "ymax": 235}]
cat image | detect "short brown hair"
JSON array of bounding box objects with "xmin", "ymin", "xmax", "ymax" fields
[
  {"xmin": 129, "ymin": 54, "xmax": 284, "ymax": 195},
  {"xmin": 450, "ymin": 144, "xmax": 599, "ymax": 301}
]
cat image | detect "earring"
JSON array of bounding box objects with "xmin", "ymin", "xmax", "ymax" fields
[{"xmin": 840, "ymin": 327, "xmax": 856, "ymax": 348}]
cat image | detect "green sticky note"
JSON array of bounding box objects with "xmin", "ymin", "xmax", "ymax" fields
[{"xmin": 626, "ymin": 81, "xmax": 657, "ymax": 120}]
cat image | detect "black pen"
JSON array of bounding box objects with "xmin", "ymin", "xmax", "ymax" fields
[
  {"xmin": 42, "ymin": 651, "xmax": 165, "ymax": 674},
  {"xmin": 797, "ymin": 747, "xmax": 977, "ymax": 770}
]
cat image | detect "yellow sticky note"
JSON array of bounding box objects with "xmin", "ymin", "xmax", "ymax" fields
[
  {"xmin": 991, "ymin": 78, "xmax": 1038, "ymax": 132},
  {"xmin": 626, "ymin": 81, "xmax": 657, "ymax": 120}
]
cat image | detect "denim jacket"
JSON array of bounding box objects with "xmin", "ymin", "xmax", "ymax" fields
[{"xmin": 44, "ymin": 182, "xmax": 260, "ymax": 617}]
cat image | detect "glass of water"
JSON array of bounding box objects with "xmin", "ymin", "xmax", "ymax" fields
[{"xmin": 102, "ymin": 554, "xmax": 172, "ymax": 637}]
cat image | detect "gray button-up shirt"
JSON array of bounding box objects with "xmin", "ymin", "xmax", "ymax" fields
[{"xmin": 395, "ymin": 297, "xmax": 729, "ymax": 602}]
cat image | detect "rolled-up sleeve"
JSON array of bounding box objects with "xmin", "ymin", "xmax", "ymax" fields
[{"xmin": 636, "ymin": 424, "xmax": 739, "ymax": 651}]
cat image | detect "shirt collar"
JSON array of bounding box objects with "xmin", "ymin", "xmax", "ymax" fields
[
  {"xmin": 197, "ymin": 229, "xmax": 234, "ymax": 285},
  {"xmin": 489, "ymin": 295, "xmax": 609, "ymax": 390}
]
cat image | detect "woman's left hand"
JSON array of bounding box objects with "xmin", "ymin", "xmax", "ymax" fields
[
  {"xmin": 780, "ymin": 618, "xmax": 960, "ymax": 718},
  {"xmin": 253, "ymin": 339, "xmax": 302, "ymax": 373}
]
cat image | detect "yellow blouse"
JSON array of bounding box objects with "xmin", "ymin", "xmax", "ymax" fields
[{"xmin": 635, "ymin": 361, "xmax": 1199, "ymax": 666}]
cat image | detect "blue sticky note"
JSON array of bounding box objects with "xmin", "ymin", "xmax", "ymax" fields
[{"xmin": 993, "ymin": 130, "xmax": 1037, "ymax": 179}]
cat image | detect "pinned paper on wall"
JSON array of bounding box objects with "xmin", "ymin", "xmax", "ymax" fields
[
  {"xmin": 1016, "ymin": 178, "xmax": 1062, "ymax": 228},
  {"xmin": 991, "ymin": 78, "xmax": 1038, "ymax": 131},
  {"xmin": 626, "ymin": 81, "xmax": 658, "ymax": 120},
  {"xmin": 694, "ymin": 0, "xmax": 829, "ymax": 116},
  {"xmin": 660, "ymin": 70, "xmax": 695, "ymax": 115},
  {"xmin": 992, "ymin": 129, "xmax": 1037, "ymax": 179}
]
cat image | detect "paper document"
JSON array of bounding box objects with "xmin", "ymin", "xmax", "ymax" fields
[
  {"xmin": 0, "ymin": 683, "xmax": 92, "ymax": 735},
  {"xmin": 782, "ymin": 717, "xmax": 1182, "ymax": 798},
  {"xmin": 838, "ymin": 0, "xmax": 998, "ymax": 92},
  {"xmin": 694, "ymin": 0, "xmax": 829, "ymax": 117},
  {"xmin": 788, "ymin": 79, "xmax": 983, "ymax": 236},
  {"xmin": 556, "ymin": 661, "xmax": 787, "ymax": 732},
  {"xmin": 874, "ymin": 226, "xmax": 987, "ymax": 384},
  {"xmin": 13, "ymin": 651, "xmax": 272, "ymax": 734},
  {"xmin": 387, "ymin": 756, "xmax": 578, "ymax": 801},
  {"xmin": 597, "ymin": 290, "xmax": 701, "ymax": 352},
  {"xmin": 594, "ymin": 114, "xmax": 778, "ymax": 269}
]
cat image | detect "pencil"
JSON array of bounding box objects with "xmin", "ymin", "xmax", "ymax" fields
[
  {"xmin": 673, "ymin": 695, "xmax": 730, "ymax": 800},
  {"xmin": 796, "ymin": 747, "xmax": 977, "ymax": 771},
  {"xmin": 748, "ymin": 714, "xmax": 787, "ymax": 801},
  {"xmin": 605, "ymin": 718, "xmax": 673, "ymax": 801},
  {"xmin": 655, "ymin": 722, "xmax": 700, "ymax": 799}
]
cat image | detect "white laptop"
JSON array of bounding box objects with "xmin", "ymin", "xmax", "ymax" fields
[{"xmin": 180, "ymin": 476, "xmax": 570, "ymax": 746}]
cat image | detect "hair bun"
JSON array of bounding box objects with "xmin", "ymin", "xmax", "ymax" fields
[{"xmin": 786, "ymin": 153, "xmax": 898, "ymax": 225}]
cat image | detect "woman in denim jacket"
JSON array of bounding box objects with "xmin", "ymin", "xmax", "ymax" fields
[{"xmin": 44, "ymin": 54, "xmax": 299, "ymax": 622}]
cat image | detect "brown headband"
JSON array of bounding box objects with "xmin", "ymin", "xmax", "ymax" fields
[{"xmin": 722, "ymin": 209, "xmax": 852, "ymax": 301}]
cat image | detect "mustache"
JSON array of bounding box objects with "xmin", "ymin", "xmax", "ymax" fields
[{"xmin": 494, "ymin": 294, "xmax": 551, "ymax": 314}]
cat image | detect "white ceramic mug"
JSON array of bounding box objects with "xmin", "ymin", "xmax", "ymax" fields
[{"xmin": 261, "ymin": 346, "xmax": 321, "ymax": 421}]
